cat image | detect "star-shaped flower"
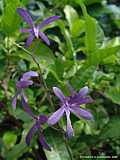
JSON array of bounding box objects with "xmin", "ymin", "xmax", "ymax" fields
[
  {"xmin": 48, "ymin": 82, "xmax": 93, "ymax": 138},
  {"xmin": 17, "ymin": 7, "xmax": 60, "ymax": 47},
  {"xmin": 12, "ymin": 71, "xmax": 38, "ymax": 109},
  {"xmin": 21, "ymin": 97, "xmax": 51, "ymax": 150}
]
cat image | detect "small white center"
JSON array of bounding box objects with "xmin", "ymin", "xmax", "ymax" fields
[{"xmin": 33, "ymin": 27, "xmax": 39, "ymax": 38}]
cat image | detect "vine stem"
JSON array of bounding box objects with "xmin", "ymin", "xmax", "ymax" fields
[
  {"xmin": 64, "ymin": 135, "xmax": 74, "ymax": 160},
  {"xmin": 14, "ymin": 42, "xmax": 54, "ymax": 109},
  {"xmin": 14, "ymin": 42, "xmax": 73, "ymax": 160}
]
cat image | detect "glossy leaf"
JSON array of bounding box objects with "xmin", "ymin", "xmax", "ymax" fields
[{"xmin": 45, "ymin": 129, "xmax": 70, "ymax": 160}]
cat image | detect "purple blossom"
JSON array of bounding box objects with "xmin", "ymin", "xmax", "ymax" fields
[
  {"xmin": 17, "ymin": 7, "xmax": 60, "ymax": 47},
  {"xmin": 48, "ymin": 83, "xmax": 93, "ymax": 138},
  {"xmin": 22, "ymin": 97, "xmax": 51, "ymax": 150},
  {"xmin": 12, "ymin": 71, "xmax": 38, "ymax": 109}
]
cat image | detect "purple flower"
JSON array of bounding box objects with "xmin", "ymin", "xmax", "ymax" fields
[
  {"xmin": 21, "ymin": 97, "xmax": 51, "ymax": 150},
  {"xmin": 48, "ymin": 83, "xmax": 93, "ymax": 138},
  {"xmin": 12, "ymin": 71, "xmax": 38, "ymax": 109},
  {"xmin": 17, "ymin": 7, "xmax": 60, "ymax": 47}
]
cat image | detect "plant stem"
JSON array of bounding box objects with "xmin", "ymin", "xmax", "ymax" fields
[
  {"xmin": 64, "ymin": 135, "xmax": 74, "ymax": 160},
  {"xmin": 14, "ymin": 42, "xmax": 54, "ymax": 109}
]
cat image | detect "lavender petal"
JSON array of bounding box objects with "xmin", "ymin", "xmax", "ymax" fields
[
  {"xmin": 21, "ymin": 96, "xmax": 35, "ymax": 118},
  {"xmin": 48, "ymin": 107, "xmax": 64, "ymax": 125},
  {"xmin": 66, "ymin": 81, "xmax": 74, "ymax": 97},
  {"xmin": 16, "ymin": 80, "xmax": 33, "ymax": 89},
  {"xmin": 26, "ymin": 33, "xmax": 34, "ymax": 47},
  {"xmin": 76, "ymin": 97, "xmax": 93, "ymax": 105},
  {"xmin": 38, "ymin": 115, "xmax": 48, "ymax": 124},
  {"xmin": 12, "ymin": 90, "xmax": 20, "ymax": 109},
  {"xmin": 78, "ymin": 86, "xmax": 89, "ymax": 97},
  {"xmin": 38, "ymin": 16, "xmax": 60, "ymax": 29},
  {"xmin": 70, "ymin": 95, "xmax": 93, "ymax": 105},
  {"xmin": 26, "ymin": 123, "xmax": 38, "ymax": 146},
  {"xmin": 70, "ymin": 106, "xmax": 93, "ymax": 120},
  {"xmin": 39, "ymin": 132, "xmax": 51, "ymax": 151},
  {"xmin": 53, "ymin": 87, "xmax": 65, "ymax": 103},
  {"xmin": 21, "ymin": 71, "xmax": 38, "ymax": 81},
  {"xmin": 39, "ymin": 32, "xmax": 50, "ymax": 45},
  {"xmin": 17, "ymin": 7, "xmax": 33, "ymax": 26},
  {"xmin": 65, "ymin": 110, "xmax": 74, "ymax": 138}
]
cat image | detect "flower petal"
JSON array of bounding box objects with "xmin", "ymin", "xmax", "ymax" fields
[
  {"xmin": 70, "ymin": 106, "xmax": 93, "ymax": 120},
  {"xmin": 77, "ymin": 97, "xmax": 93, "ymax": 105},
  {"xmin": 38, "ymin": 115, "xmax": 48, "ymax": 124},
  {"xmin": 26, "ymin": 123, "xmax": 38, "ymax": 146},
  {"xmin": 39, "ymin": 132, "xmax": 51, "ymax": 151},
  {"xmin": 21, "ymin": 96, "xmax": 35, "ymax": 118},
  {"xmin": 66, "ymin": 81, "xmax": 74, "ymax": 97},
  {"xmin": 21, "ymin": 71, "xmax": 38, "ymax": 81},
  {"xmin": 48, "ymin": 107, "xmax": 64, "ymax": 125},
  {"xmin": 38, "ymin": 16, "xmax": 60, "ymax": 29},
  {"xmin": 53, "ymin": 87, "xmax": 65, "ymax": 103},
  {"xmin": 16, "ymin": 80, "xmax": 33, "ymax": 89},
  {"xmin": 78, "ymin": 86, "xmax": 89, "ymax": 97},
  {"xmin": 12, "ymin": 90, "xmax": 20, "ymax": 109},
  {"xmin": 39, "ymin": 32, "xmax": 50, "ymax": 45},
  {"xmin": 26, "ymin": 33, "xmax": 34, "ymax": 47},
  {"xmin": 65, "ymin": 110, "xmax": 74, "ymax": 138},
  {"xmin": 70, "ymin": 95, "xmax": 93, "ymax": 105},
  {"xmin": 17, "ymin": 7, "xmax": 33, "ymax": 26}
]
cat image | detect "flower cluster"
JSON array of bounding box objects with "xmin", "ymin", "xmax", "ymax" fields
[{"xmin": 13, "ymin": 7, "xmax": 94, "ymax": 151}]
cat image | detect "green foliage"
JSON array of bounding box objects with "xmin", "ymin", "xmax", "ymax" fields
[
  {"xmin": 3, "ymin": 132, "xmax": 17, "ymax": 149},
  {"xmin": 64, "ymin": 5, "xmax": 85, "ymax": 37},
  {"xmin": 1, "ymin": 0, "xmax": 22, "ymax": 35},
  {"xmin": 100, "ymin": 117, "xmax": 120, "ymax": 139},
  {"xmin": 76, "ymin": 0, "xmax": 97, "ymax": 53},
  {"xmin": 0, "ymin": 0, "xmax": 120, "ymax": 159},
  {"xmin": 105, "ymin": 86, "xmax": 120, "ymax": 105},
  {"xmin": 45, "ymin": 129, "xmax": 70, "ymax": 160}
]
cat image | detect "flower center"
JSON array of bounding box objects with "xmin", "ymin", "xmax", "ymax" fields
[
  {"xmin": 33, "ymin": 27, "xmax": 39, "ymax": 38},
  {"xmin": 64, "ymin": 100, "xmax": 69, "ymax": 108}
]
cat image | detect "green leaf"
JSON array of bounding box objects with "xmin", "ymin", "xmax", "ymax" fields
[
  {"xmin": 6, "ymin": 142, "xmax": 27, "ymax": 160},
  {"xmin": 85, "ymin": 15, "xmax": 97, "ymax": 53},
  {"xmin": 100, "ymin": 117, "xmax": 120, "ymax": 139},
  {"xmin": 64, "ymin": 29, "xmax": 74, "ymax": 58},
  {"xmin": 96, "ymin": 23, "xmax": 104, "ymax": 48},
  {"xmin": 5, "ymin": 130, "xmax": 28, "ymax": 160},
  {"xmin": 30, "ymin": 41, "xmax": 55, "ymax": 65},
  {"xmin": 104, "ymin": 86, "xmax": 120, "ymax": 105},
  {"xmin": 45, "ymin": 129, "xmax": 70, "ymax": 160},
  {"xmin": 76, "ymin": 0, "xmax": 97, "ymax": 53},
  {"xmin": 64, "ymin": 5, "xmax": 85, "ymax": 37},
  {"xmin": 11, "ymin": 108, "xmax": 33, "ymax": 123},
  {"xmin": 1, "ymin": 0, "xmax": 21, "ymax": 35},
  {"xmin": 3, "ymin": 132, "xmax": 17, "ymax": 149},
  {"xmin": 71, "ymin": 65, "xmax": 96, "ymax": 88},
  {"xmin": 88, "ymin": 45, "xmax": 120, "ymax": 65},
  {"xmin": 46, "ymin": 59, "xmax": 64, "ymax": 83}
]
